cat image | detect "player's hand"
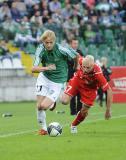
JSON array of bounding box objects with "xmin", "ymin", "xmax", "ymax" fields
[
  {"xmin": 47, "ymin": 64, "xmax": 56, "ymax": 70},
  {"xmin": 105, "ymin": 109, "xmax": 111, "ymax": 120}
]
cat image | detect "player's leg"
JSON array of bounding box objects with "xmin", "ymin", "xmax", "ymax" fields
[
  {"xmin": 49, "ymin": 102, "xmax": 57, "ymax": 111},
  {"xmin": 36, "ymin": 95, "xmax": 48, "ymax": 135},
  {"xmin": 35, "ymin": 73, "xmax": 50, "ymax": 135},
  {"xmin": 61, "ymin": 77, "xmax": 79, "ymax": 105},
  {"xmin": 70, "ymin": 88, "xmax": 97, "ymax": 133},
  {"xmin": 40, "ymin": 97, "xmax": 55, "ymax": 110},
  {"xmin": 77, "ymin": 93, "xmax": 82, "ymax": 113},
  {"xmin": 37, "ymin": 80, "xmax": 64, "ymax": 135},
  {"xmin": 71, "ymin": 104, "xmax": 90, "ymax": 133},
  {"xmin": 61, "ymin": 93, "xmax": 71, "ymax": 105},
  {"xmin": 37, "ymin": 88, "xmax": 57, "ymax": 135},
  {"xmin": 37, "ymin": 95, "xmax": 57, "ymax": 135},
  {"xmin": 70, "ymin": 96, "xmax": 76, "ymax": 115}
]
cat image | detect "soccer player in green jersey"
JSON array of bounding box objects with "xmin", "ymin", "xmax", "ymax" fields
[{"xmin": 32, "ymin": 30, "xmax": 78, "ymax": 135}]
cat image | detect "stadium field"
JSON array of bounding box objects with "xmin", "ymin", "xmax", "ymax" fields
[{"xmin": 0, "ymin": 102, "xmax": 126, "ymax": 160}]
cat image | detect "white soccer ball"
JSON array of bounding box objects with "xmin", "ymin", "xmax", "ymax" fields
[{"xmin": 47, "ymin": 122, "xmax": 62, "ymax": 137}]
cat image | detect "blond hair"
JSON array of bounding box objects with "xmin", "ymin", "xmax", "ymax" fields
[
  {"xmin": 82, "ymin": 55, "xmax": 94, "ymax": 65},
  {"xmin": 40, "ymin": 30, "xmax": 56, "ymax": 42},
  {"xmin": 101, "ymin": 56, "xmax": 108, "ymax": 66},
  {"xmin": 101, "ymin": 57, "xmax": 107, "ymax": 63}
]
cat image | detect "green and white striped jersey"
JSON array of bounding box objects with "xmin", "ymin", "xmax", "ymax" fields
[{"xmin": 33, "ymin": 43, "xmax": 78, "ymax": 83}]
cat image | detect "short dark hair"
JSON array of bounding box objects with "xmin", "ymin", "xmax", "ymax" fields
[{"xmin": 69, "ymin": 38, "xmax": 78, "ymax": 44}]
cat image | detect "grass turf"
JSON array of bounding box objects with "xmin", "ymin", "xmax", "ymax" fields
[{"xmin": 0, "ymin": 102, "xmax": 126, "ymax": 160}]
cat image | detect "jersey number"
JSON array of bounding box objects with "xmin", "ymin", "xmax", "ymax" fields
[
  {"xmin": 36, "ymin": 85, "xmax": 42, "ymax": 92},
  {"xmin": 65, "ymin": 85, "xmax": 72, "ymax": 92}
]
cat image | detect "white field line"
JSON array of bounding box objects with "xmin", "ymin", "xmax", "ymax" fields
[
  {"xmin": 85, "ymin": 114, "xmax": 126, "ymax": 123},
  {"xmin": 90, "ymin": 112, "xmax": 104, "ymax": 115},
  {"xmin": 0, "ymin": 129, "xmax": 37, "ymax": 138},
  {"xmin": 0, "ymin": 114, "xmax": 126, "ymax": 138}
]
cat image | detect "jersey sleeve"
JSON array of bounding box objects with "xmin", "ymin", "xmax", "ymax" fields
[
  {"xmin": 94, "ymin": 64, "xmax": 109, "ymax": 91},
  {"xmin": 33, "ymin": 44, "xmax": 44, "ymax": 66},
  {"xmin": 58, "ymin": 44, "xmax": 78, "ymax": 59},
  {"xmin": 77, "ymin": 56, "xmax": 83, "ymax": 69},
  {"xmin": 96, "ymin": 73, "xmax": 110, "ymax": 91}
]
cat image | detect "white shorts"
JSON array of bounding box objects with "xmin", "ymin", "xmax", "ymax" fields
[{"xmin": 35, "ymin": 72, "xmax": 64, "ymax": 102}]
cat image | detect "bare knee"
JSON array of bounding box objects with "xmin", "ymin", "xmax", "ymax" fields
[
  {"xmin": 37, "ymin": 103, "xmax": 42, "ymax": 110},
  {"xmin": 37, "ymin": 103, "xmax": 47, "ymax": 110},
  {"xmin": 80, "ymin": 104, "xmax": 90, "ymax": 116},
  {"xmin": 61, "ymin": 94, "xmax": 71, "ymax": 105},
  {"xmin": 62, "ymin": 100, "xmax": 69, "ymax": 105}
]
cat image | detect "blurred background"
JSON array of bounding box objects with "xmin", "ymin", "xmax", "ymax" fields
[{"xmin": 0, "ymin": 0, "xmax": 126, "ymax": 102}]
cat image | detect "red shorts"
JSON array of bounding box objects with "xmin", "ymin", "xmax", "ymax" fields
[{"xmin": 64, "ymin": 76, "xmax": 97, "ymax": 106}]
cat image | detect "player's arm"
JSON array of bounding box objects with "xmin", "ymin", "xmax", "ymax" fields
[
  {"xmin": 73, "ymin": 54, "xmax": 80, "ymax": 70},
  {"xmin": 105, "ymin": 86, "xmax": 112, "ymax": 120},
  {"xmin": 32, "ymin": 64, "xmax": 56, "ymax": 73},
  {"xmin": 59, "ymin": 44, "xmax": 79, "ymax": 69},
  {"xmin": 96, "ymin": 72, "xmax": 113, "ymax": 119}
]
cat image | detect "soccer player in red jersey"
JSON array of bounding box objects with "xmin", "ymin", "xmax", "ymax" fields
[{"xmin": 61, "ymin": 55, "xmax": 112, "ymax": 133}]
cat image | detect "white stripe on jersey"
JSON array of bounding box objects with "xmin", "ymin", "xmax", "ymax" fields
[
  {"xmin": 33, "ymin": 44, "xmax": 44, "ymax": 66},
  {"xmin": 58, "ymin": 44, "xmax": 77, "ymax": 58},
  {"xmin": 95, "ymin": 71, "xmax": 102, "ymax": 75},
  {"xmin": 94, "ymin": 64, "xmax": 102, "ymax": 75},
  {"xmin": 102, "ymin": 82, "xmax": 108, "ymax": 90}
]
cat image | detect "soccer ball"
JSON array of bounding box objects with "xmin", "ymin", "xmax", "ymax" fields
[{"xmin": 47, "ymin": 122, "xmax": 62, "ymax": 137}]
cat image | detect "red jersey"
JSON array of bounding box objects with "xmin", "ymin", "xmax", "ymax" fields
[
  {"xmin": 65, "ymin": 57, "xmax": 110, "ymax": 106},
  {"xmin": 74, "ymin": 57, "xmax": 109, "ymax": 91},
  {"xmin": 65, "ymin": 57, "xmax": 111, "ymax": 106}
]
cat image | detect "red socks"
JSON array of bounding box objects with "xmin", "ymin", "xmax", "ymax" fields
[{"xmin": 71, "ymin": 110, "xmax": 88, "ymax": 126}]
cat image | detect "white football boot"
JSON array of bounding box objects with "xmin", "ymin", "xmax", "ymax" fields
[{"xmin": 71, "ymin": 125, "xmax": 77, "ymax": 134}]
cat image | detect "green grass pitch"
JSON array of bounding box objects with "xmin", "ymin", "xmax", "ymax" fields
[{"xmin": 0, "ymin": 101, "xmax": 126, "ymax": 160}]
